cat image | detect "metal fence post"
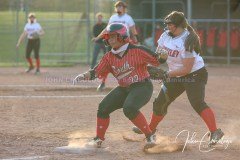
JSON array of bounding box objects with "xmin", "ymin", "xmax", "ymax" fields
[
  {"xmin": 61, "ymin": 0, "xmax": 65, "ymax": 61},
  {"xmin": 15, "ymin": 2, "xmax": 19, "ymax": 66},
  {"xmin": 151, "ymin": 0, "xmax": 156, "ymax": 50},
  {"xmin": 86, "ymin": 0, "xmax": 91, "ymax": 65},
  {"xmin": 187, "ymin": 0, "xmax": 192, "ymax": 24},
  {"xmin": 227, "ymin": 0, "xmax": 231, "ymax": 65}
]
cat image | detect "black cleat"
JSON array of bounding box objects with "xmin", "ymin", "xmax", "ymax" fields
[
  {"xmin": 97, "ymin": 82, "xmax": 105, "ymax": 92},
  {"xmin": 144, "ymin": 133, "xmax": 156, "ymax": 149},
  {"xmin": 132, "ymin": 126, "xmax": 157, "ymax": 135},
  {"xmin": 25, "ymin": 66, "xmax": 34, "ymax": 73},
  {"xmin": 209, "ymin": 128, "xmax": 224, "ymax": 147}
]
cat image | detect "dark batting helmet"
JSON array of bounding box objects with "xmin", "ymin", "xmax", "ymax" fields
[{"xmin": 164, "ymin": 11, "xmax": 188, "ymax": 28}]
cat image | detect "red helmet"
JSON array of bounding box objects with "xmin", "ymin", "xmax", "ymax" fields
[{"xmin": 103, "ymin": 23, "xmax": 129, "ymax": 42}]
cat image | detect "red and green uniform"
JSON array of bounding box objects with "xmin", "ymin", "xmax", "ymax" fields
[
  {"xmin": 92, "ymin": 43, "xmax": 160, "ymax": 140},
  {"xmin": 94, "ymin": 44, "xmax": 159, "ymax": 87}
]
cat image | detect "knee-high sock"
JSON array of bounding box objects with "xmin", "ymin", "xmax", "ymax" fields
[
  {"xmin": 102, "ymin": 77, "xmax": 106, "ymax": 83},
  {"xmin": 200, "ymin": 108, "xmax": 217, "ymax": 132},
  {"xmin": 27, "ymin": 58, "xmax": 33, "ymax": 67},
  {"xmin": 96, "ymin": 117, "xmax": 110, "ymax": 140},
  {"xmin": 36, "ymin": 58, "xmax": 40, "ymax": 69},
  {"xmin": 131, "ymin": 112, "xmax": 152, "ymax": 136},
  {"xmin": 149, "ymin": 113, "xmax": 164, "ymax": 131}
]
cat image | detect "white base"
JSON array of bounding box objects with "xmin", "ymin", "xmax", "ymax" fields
[{"xmin": 54, "ymin": 145, "xmax": 110, "ymax": 155}]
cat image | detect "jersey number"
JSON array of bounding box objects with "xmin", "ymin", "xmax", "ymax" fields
[{"xmin": 129, "ymin": 75, "xmax": 139, "ymax": 83}]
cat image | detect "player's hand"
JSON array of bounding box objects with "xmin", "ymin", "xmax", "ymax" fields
[
  {"xmin": 156, "ymin": 47, "xmax": 168, "ymax": 59},
  {"xmin": 73, "ymin": 74, "xmax": 85, "ymax": 85},
  {"xmin": 155, "ymin": 46, "xmax": 168, "ymax": 63},
  {"xmin": 16, "ymin": 44, "xmax": 20, "ymax": 49},
  {"xmin": 91, "ymin": 37, "xmax": 98, "ymax": 42}
]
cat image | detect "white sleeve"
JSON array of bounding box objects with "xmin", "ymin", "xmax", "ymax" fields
[
  {"xmin": 180, "ymin": 50, "xmax": 198, "ymax": 59},
  {"xmin": 108, "ymin": 15, "xmax": 114, "ymax": 25},
  {"xmin": 127, "ymin": 16, "xmax": 135, "ymax": 27},
  {"xmin": 24, "ymin": 24, "xmax": 28, "ymax": 31},
  {"xmin": 157, "ymin": 32, "xmax": 166, "ymax": 47}
]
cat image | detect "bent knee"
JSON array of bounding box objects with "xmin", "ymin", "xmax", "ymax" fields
[
  {"xmin": 192, "ymin": 101, "xmax": 209, "ymax": 114},
  {"xmin": 153, "ymin": 91, "xmax": 171, "ymax": 116},
  {"xmin": 123, "ymin": 107, "xmax": 138, "ymax": 120},
  {"xmin": 97, "ymin": 102, "xmax": 110, "ymax": 119}
]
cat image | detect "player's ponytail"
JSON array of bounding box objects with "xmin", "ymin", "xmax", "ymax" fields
[{"xmin": 185, "ymin": 24, "xmax": 201, "ymax": 54}]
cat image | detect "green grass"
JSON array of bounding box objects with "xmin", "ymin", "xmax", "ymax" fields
[{"xmin": 0, "ymin": 11, "xmax": 102, "ymax": 66}]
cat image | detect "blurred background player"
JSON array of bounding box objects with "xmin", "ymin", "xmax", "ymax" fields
[
  {"xmin": 16, "ymin": 13, "xmax": 44, "ymax": 74},
  {"xmin": 73, "ymin": 23, "xmax": 166, "ymax": 149},
  {"xmin": 94, "ymin": 0, "xmax": 139, "ymax": 91},
  {"xmin": 132, "ymin": 11, "xmax": 224, "ymax": 146},
  {"xmin": 91, "ymin": 12, "xmax": 107, "ymax": 69}
]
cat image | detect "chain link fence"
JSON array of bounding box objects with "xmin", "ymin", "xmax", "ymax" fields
[
  {"xmin": 0, "ymin": 0, "xmax": 240, "ymax": 66},
  {"xmin": 0, "ymin": 0, "xmax": 114, "ymax": 66}
]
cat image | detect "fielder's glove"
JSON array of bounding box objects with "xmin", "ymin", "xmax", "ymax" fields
[
  {"xmin": 147, "ymin": 66, "xmax": 164, "ymax": 80},
  {"xmin": 147, "ymin": 66, "xmax": 170, "ymax": 82},
  {"xmin": 30, "ymin": 32, "xmax": 40, "ymax": 39}
]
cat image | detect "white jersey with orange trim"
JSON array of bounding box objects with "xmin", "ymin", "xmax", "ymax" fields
[
  {"xmin": 157, "ymin": 29, "xmax": 204, "ymax": 73},
  {"xmin": 108, "ymin": 13, "xmax": 135, "ymax": 29},
  {"xmin": 24, "ymin": 22, "xmax": 42, "ymax": 39}
]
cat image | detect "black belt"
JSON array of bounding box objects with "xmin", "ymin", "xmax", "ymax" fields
[{"xmin": 142, "ymin": 78, "xmax": 151, "ymax": 82}]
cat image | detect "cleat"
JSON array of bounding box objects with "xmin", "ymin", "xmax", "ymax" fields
[
  {"xmin": 97, "ymin": 82, "xmax": 105, "ymax": 92},
  {"xmin": 132, "ymin": 126, "xmax": 143, "ymax": 134},
  {"xmin": 35, "ymin": 68, "xmax": 40, "ymax": 75},
  {"xmin": 144, "ymin": 133, "xmax": 156, "ymax": 149},
  {"xmin": 25, "ymin": 66, "xmax": 34, "ymax": 73},
  {"xmin": 86, "ymin": 137, "xmax": 103, "ymax": 148},
  {"xmin": 209, "ymin": 128, "xmax": 224, "ymax": 147},
  {"xmin": 132, "ymin": 126, "xmax": 157, "ymax": 135}
]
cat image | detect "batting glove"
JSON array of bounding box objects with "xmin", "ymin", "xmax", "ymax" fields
[{"xmin": 73, "ymin": 74, "xmax": 85, "ymax": 85}]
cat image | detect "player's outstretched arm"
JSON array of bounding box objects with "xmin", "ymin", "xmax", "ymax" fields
[
  {"xmin": 92, "ymin": 28, "xmax": 107, "ymax": 42},
  {"xmin": 16, "ymin": 31, "xmax": 27, "ymax": 48},
  {"xmin": 129, "ymin": 25, "xmax": 138, "ymax": 44}
]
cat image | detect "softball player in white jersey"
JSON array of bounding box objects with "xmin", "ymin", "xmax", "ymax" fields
[
  {"xmin": 133, "ymin": 11, "xmax": 224, "ymax": 147},
  {"xmin": 16, "ymin": 13, "xmax": 44, "ymax": 74}
]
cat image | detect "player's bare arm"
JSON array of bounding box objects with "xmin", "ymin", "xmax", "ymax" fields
[
  {"xmin": 38, "ymin": 29, "xmax": 45, "ymax": 36},
  {"xmin": 16, "ymin": 31, "xmax": 27, "ymax": 48},
  {"xmin": 92, "ymin": 28, "xmax": 106, "ymax": 42},
  {"xmin": 129, "ymin": 25, "xmax": 138, "ymax": 43}
]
